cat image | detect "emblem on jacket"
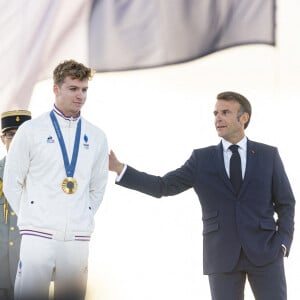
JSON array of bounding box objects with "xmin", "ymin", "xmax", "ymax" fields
[
  {"xmin": 47, "ymin": 136, "xmax": 55, "ymax": 143},
  {"xmin": 83, "ymin": 134, "xmax": 89, "ymax": 149}
]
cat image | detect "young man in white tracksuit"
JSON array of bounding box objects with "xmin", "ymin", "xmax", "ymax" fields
[{"xmin": 3, "ymin": 60, "xmax": 108, "ymax": 300}]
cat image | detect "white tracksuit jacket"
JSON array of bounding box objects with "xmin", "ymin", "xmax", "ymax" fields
[{"xmin": 3, "ymin": 111, "xmax": 108, "ymax": 241}]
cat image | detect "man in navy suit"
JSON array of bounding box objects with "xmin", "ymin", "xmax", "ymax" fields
[{"xmin": 109, "ymin": 91, "xmax": 295, "ymax": 300}]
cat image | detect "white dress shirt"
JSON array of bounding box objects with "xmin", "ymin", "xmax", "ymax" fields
[{"xmin": 222, "ymin": 136, "xmax": 247, "ymax": 179}]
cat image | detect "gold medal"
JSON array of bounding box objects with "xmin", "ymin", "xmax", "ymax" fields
[{"xmin": 62, "ymin": 177, "xmax": 78, "ymax": 194}]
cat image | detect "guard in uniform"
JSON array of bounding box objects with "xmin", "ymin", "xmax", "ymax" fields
[{"xmin": 0, "ymin": 110, "xmax": 31, "ymax": 300}]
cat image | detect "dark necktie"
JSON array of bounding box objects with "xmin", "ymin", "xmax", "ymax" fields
[{"xmin": 229, "ymin": 144, "xmax": 242, "ymax": 193}]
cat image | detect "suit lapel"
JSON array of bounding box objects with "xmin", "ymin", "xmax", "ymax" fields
[
  {"xmin": 215, "ymin": 142, "xmax": 235, "ymax": 192},
  {"xmin": 215, "ymin": 139, "xmax": 258, "ymax": 197}
]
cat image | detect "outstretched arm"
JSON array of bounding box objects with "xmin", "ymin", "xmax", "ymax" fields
[
  {"xmin": 109, "ymin": 150, "xmax": 195, "ymax": 198},
  {"xmin": 109, "ymin": 150, "xmax": 125, "ymax": 175}
]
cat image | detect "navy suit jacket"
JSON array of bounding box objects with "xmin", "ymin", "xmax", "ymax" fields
[{"xmin": 117, "ymin": 139, "xmax": 295, "ymax": 274}]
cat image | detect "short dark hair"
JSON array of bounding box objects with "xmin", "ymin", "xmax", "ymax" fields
[
  {"xmin": 217, "ymin": 91, "xmax": 252, "ymax": 129},
  {"xmin": 53, "ymin": 59, "xmax": 94, "ymax": 86}
]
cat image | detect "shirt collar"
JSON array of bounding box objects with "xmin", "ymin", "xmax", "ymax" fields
[
  {"xmin": 53, "ymin": 104, "xmax": 81, "ymax": 121},
  {"xmin": 222, "ymin": 136, "xmax": 247, "ymax": 152}
]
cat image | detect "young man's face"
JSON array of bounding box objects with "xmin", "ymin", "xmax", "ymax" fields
[
  {"xmin": 53, "ymin": 76, "xmax": 89, "ymax": 117},
  {"xmin": 214, "ymin": 99, "xmax": 249, "ymax": 144},
  {"xmin": 1, "ymin": 129, "xmax": 17, "ymax": 152}
]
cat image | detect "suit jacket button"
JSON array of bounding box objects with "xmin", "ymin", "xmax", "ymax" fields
[
  {"xmin": 10, "ymin": 226, "xmax": 15, "ymax": 231},
  {"xmin": 9, "ymin": 241, "xmax": 14, "ymax": 246}
]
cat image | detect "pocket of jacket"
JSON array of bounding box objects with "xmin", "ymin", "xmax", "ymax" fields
[
  {"xmin": 203, "ymin": 222, "xmax": 219, "ymax": 235},
  {"xmin": 202, "ymin": 209, "xmax": 218, "ymax": 221},
  {"xmin": 260, "ymin": 219, "xmax": 276, "ymax": 231},
  {"xmin": 202, "ymin": 209, "xmax": 219, "ymax": 235}
]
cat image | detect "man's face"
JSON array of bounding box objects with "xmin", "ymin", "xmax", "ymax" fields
[
  {"xmin": 53, "ymin": 76, "xmax": 88, "ymax": 117},
  {"xmin": 214, "ymin": 99, "xmax": 248, "ymax": 143},
  {"xmin": 1, "ymin": 129, "xmax": 17, "ymax": 152}
]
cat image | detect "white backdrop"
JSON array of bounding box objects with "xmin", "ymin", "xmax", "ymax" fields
[{"xmin": 1, "ymin": 1, "xmax": 299, "ymax": 299}]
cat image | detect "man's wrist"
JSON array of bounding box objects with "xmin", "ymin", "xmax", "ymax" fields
[
  {"xmin": 116, "ymin": 164, "xmax": 127, "ymax": 182},
  {"xmin": 117, "ymin": 163, "xmax": 125, "ymax": 176},
  {"xmin": 281, "ymin": 244, "xmax": 287, "ymax": 256}
]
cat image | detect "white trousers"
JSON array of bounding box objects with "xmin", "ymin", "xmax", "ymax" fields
[{"xmin": 15, "ymin": 235, "xmax": 89, "ymax": 300}]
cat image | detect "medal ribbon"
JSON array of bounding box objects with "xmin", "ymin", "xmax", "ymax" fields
[{"xmin": 50, "ymin": 111, "xmax": 81, "ymax": 178}]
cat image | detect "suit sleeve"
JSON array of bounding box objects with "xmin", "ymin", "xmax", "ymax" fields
[
  {"xmin": 272, "ymin": 148, "xmax": 295, "ymax": 255},
  {"xmin": 117, "ymin": 151, "xmax": 197, "ymax": 198}
]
